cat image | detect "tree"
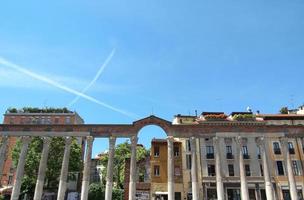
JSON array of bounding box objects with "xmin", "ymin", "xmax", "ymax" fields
[
  {"xmin": 12, "ymin": 137, "xmax": 82, "ymax": 197},
  {"xmin": 99, "ymin": 141, "xmax": 149, "ymax": 189},
  {"xmin": 280, "ymin": 106, "xmax": 289, "ymax": 114}
]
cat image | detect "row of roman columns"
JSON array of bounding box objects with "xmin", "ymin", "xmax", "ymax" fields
[
  {"xmin": 0, "ymin": 136, "xmax": 94, "ymax": 200},
  {"xmin": 214, "ymin": 136, "xmax": 299, "ymax": 200},
  {"xmin": 0, "ymin": 135, "xmax": 300, "ymax": 200}
]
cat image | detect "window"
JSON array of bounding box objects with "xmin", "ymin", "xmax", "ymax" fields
[
  {"xmin": 273, "ymin": 142, "xmax": 281, "ymax": 154},
  {"xmin": 54, "ymin": 117, "xmax": 59, "ymax": 124},
  {"xmin": 65, "ymin": 116, "xmax": 71, "ymax": 124},
  {"xmin": 175, "ymin": 166, "xmax": 181, "ymax": 176},
  {"xmin": 288, "ymin": 142, "xmax": 295, "ymax": 154},
  {"xmin": 208, "ymin": 164, "xmax": 216, "ymax": 176},
  {"xmin": 242, "ymin": 146, "xmax": 250, "ymax": 159},
  {"xmin": 8, "ymin": 176, "xmax": 13, "ymax": 185},
  {"xmin": 277, "ymin": 161, "xmax": 284, "ymax": 175},
  {"xmin": 260, "ymin": 164, "xmax": 264, "ymax": 176},
  {"xmin": 228, "ymin": 164, "xmax": 234, "ymax": 176},
  {"xmin": 206, "ymin": 146, "xmax": 214, "ymax": 159},
  {"xmin": 186, "ymin": 140, "xmax": 191, "ymax": 152},
  {"xmin": 186, "ymin": 154, "xmax": 192, "ymax": 170},
  {"xmin": 226, "ymin": 146, "xmax": 233, "ymax": 159},
  {"xmin": 154, "ymin": 165, "xmax": 160, "ymax": 176},
  {"xmin": 9, "ymin": 117, "xmax": 14, "ymax": 124},
  {"xmin": 292, "ymin": 160, "xmax": 300, "ymax": 176},
  {"xmin": 154, "ymin": 146, "xmax": 160, "ymax": 157},
  {"xmin": 257, "ymin": 147, "xmax": 261, "ymax": 159},
  {"xmin": 245, "ymin": 165, "xmax": 251, "ymax": 176},
  {"xmin": 174, "ymin": 146, "xmax": 179, "ymax": 157}
]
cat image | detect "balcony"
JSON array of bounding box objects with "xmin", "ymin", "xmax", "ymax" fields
[
  {"xmin": 274, "ymin": 149, "xmax": 281, "ymax": 155},
  {"xmin": 226, "ymin": 153, "xmax": 234, "ymax": 159},
  {"xmin": 206, "ymin": 153, "xmax": 214, "ymax": 159},
  {"xmin": 243, "ymin": 154, "xmax": 250, "ymax": 159},
  {"xmin": 289, "ymin": 148, "xmax": 295, "ymax": 154}
]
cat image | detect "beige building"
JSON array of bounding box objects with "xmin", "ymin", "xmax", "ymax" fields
[{"xmin": 173, "ymin": 111, "xmax": 304, "ymax": 200}]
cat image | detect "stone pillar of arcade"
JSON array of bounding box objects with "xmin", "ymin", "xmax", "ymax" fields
[
  {"xmin": 105, "ymin": 136, "xmax": 116, "ymax": 200},
  {"xmin": 81, "ymin": 136, "xmax": 94, "ymax": 200},
  {"xmin": 167, "ymin": 136, "xmax": 175, "ymax": 200},
  {"xmin": 256, "ymin": 137, "xmax": 274, "ymax": 200},
  {"xmin": 236, "ymin": 136, "xmax": 249, "ymax": 200},
  {"xmin": 128, "ymin": 135, "xmax": 138, "ymax": 200}
]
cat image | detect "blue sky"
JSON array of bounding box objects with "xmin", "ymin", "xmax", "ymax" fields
[{"xmin": 0, "ymin": 0, "xmax": 304, "ymax": 157}]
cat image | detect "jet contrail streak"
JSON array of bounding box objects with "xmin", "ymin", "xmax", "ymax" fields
[
  {"xmin": 0, "ymin": 57, "xmax": 138, "ymax": 119},
  {"xmin": 67, "ymin": 48, "xmax": 116, "ymax": 107}
]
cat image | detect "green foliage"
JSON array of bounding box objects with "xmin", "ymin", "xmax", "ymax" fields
[
  {"xmin": 0, "ymin": 195, "xmax": 4, "ymax": 200},
  {"xmin": 88, "ymin": 183, "xmax": 123, "ymax": 200},
  {"xmin": 99, "ymin": 141, "xmax": 149, "ymax": 189},
  {"xmin": 88, "ymin": 183, "xmax": 104, "ymax": 200},
  {"xmin": 6, "ymin": 107, "xmax": 72, "ymax": 114},
  {"xmin": 12, "ymin": 137, "xmax": 82, "ymax": 195},
  {"xmin": 280, "ymin": 107, "xmax": 289, "ymax": 114},
  {"xmin": 232, "ymin": 114, "xmax": 255, "ymax": 121}
]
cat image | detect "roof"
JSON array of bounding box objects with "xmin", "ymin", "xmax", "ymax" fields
[
  {"xmin": 201, "ymin": 112, "xmax": 225, "ymax": 116},
  {"xmin": 258, "ymin": 114, "xmax": 304, "ymax": 120},
  {"xmin": 174, "ymin": 114, "xmax": 197, "ymax": 118}
]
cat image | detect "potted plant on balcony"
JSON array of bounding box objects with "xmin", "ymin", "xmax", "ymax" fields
[
  {"xmin": 204, "ymin": 114, "xmax": 228, "ymax": 121},
  {"xmin": 232, "ymin": 114, "xmax": 256, "ymax": 121}
]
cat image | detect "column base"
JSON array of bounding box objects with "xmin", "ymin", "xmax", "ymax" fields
[
  {"xmin": 105, "ymin": 181, "xmax": 113, "ymax": 200},
  {"xmin": 129, "ymin": 181, "xmax": 136, "ymax": 200}
]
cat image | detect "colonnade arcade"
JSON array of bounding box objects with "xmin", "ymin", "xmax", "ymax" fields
[{"xmin": 0, "ymin": 115, "xmax": 303, "ymax": 200}]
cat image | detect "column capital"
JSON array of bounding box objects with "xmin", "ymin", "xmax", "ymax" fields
[
  {"xmin": 235, "ymin": 136, "xmax": 247, "ymax": 146},
  {"xmin": 86, "ymin": 136, "xmax": 94, "ymax": 143},
  {"xmin": 42, "ymin": 137, "xmax": 51, "ymax": 146},
  {"xmin": 65, "ymin": 136, "xmax": 73, "ymax": 145},
  {"xmin": 130, "ymin": 135, "xmax": 138, "ymax": 144},
  {"xmin": 21, "ymin": 136, "xmax": 32, "ymax": 143},
  {"xmin": 167, "ymin": 136, "xmax": 174, "ymax": 142},
  {"xmin": 255, "ymin": 137, "xmax": 265, "ymax": 147},
  {"xmin": 213, "ymin": 136, "xmax": 219, "ymax": 143}
]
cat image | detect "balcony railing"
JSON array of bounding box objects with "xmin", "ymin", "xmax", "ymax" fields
[
  {"xmin": 289, "ymin": 148, "xmax": 295, "ymax": 154},
  {"xmin": 243, "ymin": 154, "xmax": 250, "ymax": 159},
  {"xmin": 226, "ymin": 153, "xmax": 234, "ymax": 159},
  {"xmin": 206, "ymin": 153, "xmax": 214, "ymax": 159}
]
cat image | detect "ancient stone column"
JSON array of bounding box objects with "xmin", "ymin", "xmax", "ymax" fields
[
  {"xmin": 0, "ymin": 136, "xmax": 9, "ymax": 178},
  {"xmin": 190, "ymin": 137, "xmax": 199, "ymax": 200},
  {"xmin": 81, "ymin": 136, "xmax": 94, "ymax": 200},
  {"xmin": 281, "ymin": 138, "xmax": 298, "ymax": 200},
  {"xmin": 236, "ymin": 136, "xmax": 249, "ymax": 200},
  {"xmin": 256, "ymin": 137, "xmax": 274, "ymax": 200},
  {"xmin": 128, "ymin": 135, "xmax": 138, "ymax": 200},
  {"xmin": 167, "ymin": 136, "xmax": 175, "ymax": 200},
  {"xmin": 213, "ymin": 137, "xmax": 224, "ymax": 200},
  {"xmin": 57, "ymin": 137, "xmax": 72, "ymax": 200},
  {"xmin": 33, "ymin": 137, "xmax": 51, "ymax": 200},
  {"xmin": 10, "ymin": 136, "xmax": 31, "ymax": 200},
  {"xmin": 105, "ymin": 136, "xmax": 116, "ymax": 200}
]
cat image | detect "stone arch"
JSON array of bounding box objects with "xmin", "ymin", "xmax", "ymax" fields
[{"xmin": 133, "ymin": 115, "xmax": 172, "ymax": 135}]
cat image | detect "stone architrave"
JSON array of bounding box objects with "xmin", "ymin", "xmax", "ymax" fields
[
  {"xmin": 0, "ymin": 136, "xmax": 9, "ymax": 178},
  {"xmin": 280, "ymin": 138, "xmax": 298, "ymax": 200},
  {"xmin": 167, "ymin": 136, "xmax": 175, "ymax": 200},
  {"xmin": 57, "ymin": 137, "xmax": 72, "ymax": 200},
  {"xmin": 236, "ymin": 136, "xmax": 249, "ymax": 200},
  {"xmin": 33, "ymin": 137, "xmax": 51, "ymax": 200},
  {"xmin": 213, "ymin": 137, "xmax": 224, "ymax": 200},
  {"xmin": 105, "ymin": 136, "xmax": 116, "ymax": 200},
  {"xmin": 81, "ymin": 136, "xmax": 94, "ymax": 200},
  {"xmin": 256, "ymin": 137, "xmax": 274, "ymax": 200},
  {"xmin": 190, "ymin": 137, "xmax": 199, "ymax": 200},
  {"xmin": 10, "ymin": 136, "xmax": 32, "ymax": 200},
  {"xmin": 128, "ymin": 136, "xmax": 138, "ymax": 200}
]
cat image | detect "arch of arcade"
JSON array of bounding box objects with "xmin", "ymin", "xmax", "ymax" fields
[{"xmin": 0, "ymin": 115, "xmax": 304, "ymax": 200}]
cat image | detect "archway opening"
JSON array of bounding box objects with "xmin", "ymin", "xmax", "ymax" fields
[{"xmin": 137, "ymin": 125, "xmax": 168, "ymax": 149}]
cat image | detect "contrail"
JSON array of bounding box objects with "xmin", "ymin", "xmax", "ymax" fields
[
  {"xmin": 67, "ymin": 48, "xmax": 115, "ymax": 107},
  {"xmin": 0, "ymin": 57, "xmax": 138, "ymax": 119}
]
